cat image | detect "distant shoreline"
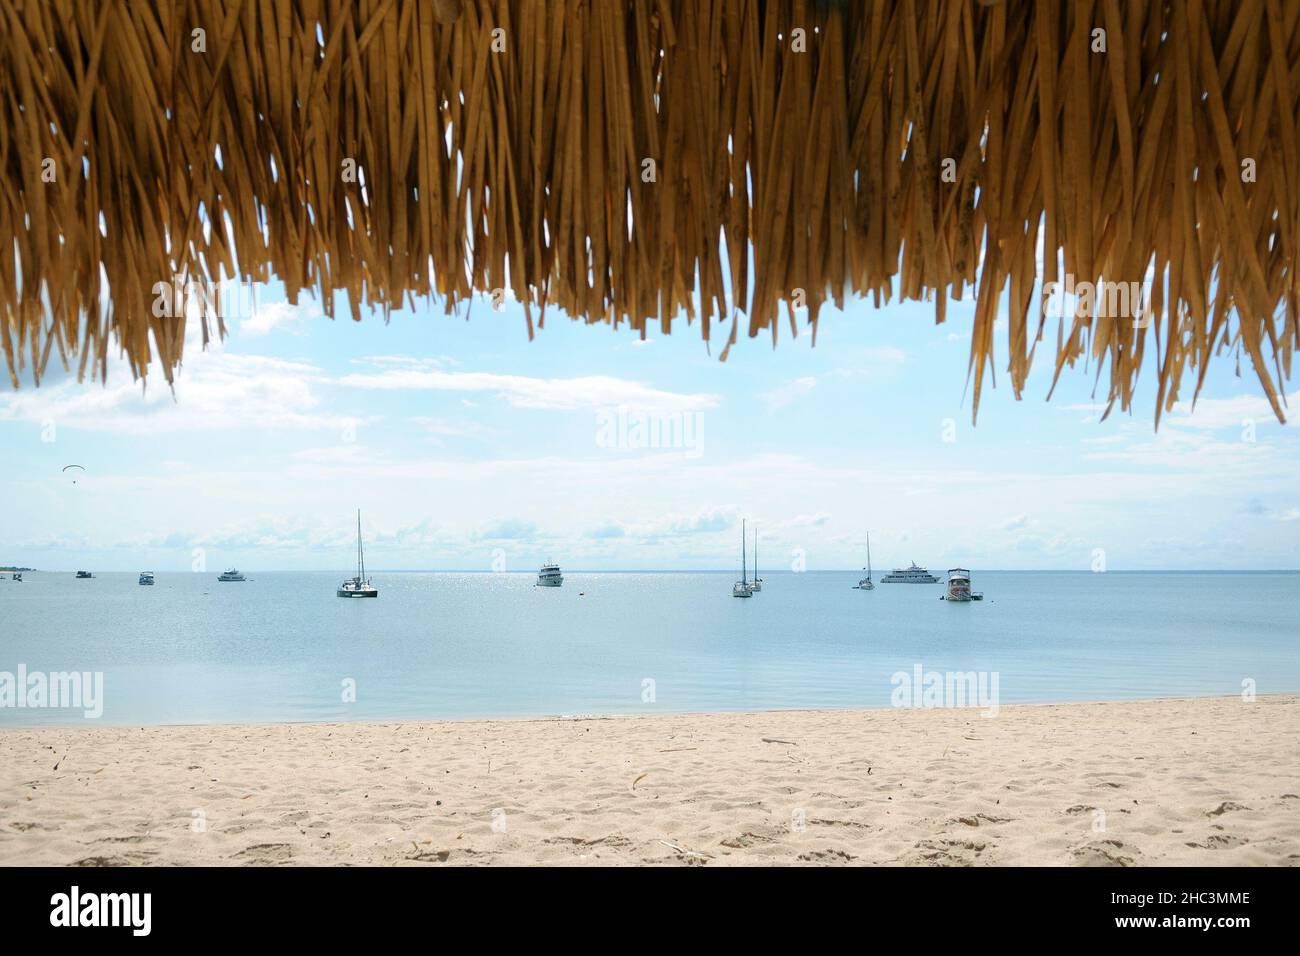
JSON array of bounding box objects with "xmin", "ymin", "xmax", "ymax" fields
[{"xmin": 6, "ymin": 568, "xmax": 1299, "ymax": 575}]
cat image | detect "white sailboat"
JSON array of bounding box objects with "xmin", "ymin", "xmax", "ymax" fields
[
  {"xmin": 750, "ymin": 527, "xmax": 762, "ymax": 592},
  {"xmin": 337, "ymin": 510, "xmax": 378, "ymax": 598},
  {"xmin": 732, "ymin": 519, "xmax": 753, "ymax": 598},
  {"xmin": 856, "ymin": 532, "xmax": 875, "ymax": 590}
]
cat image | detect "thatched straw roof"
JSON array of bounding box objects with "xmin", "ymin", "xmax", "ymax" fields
[{"xmin": 2, "ymin": 0, "xmax": 1297, "ymax": 424}]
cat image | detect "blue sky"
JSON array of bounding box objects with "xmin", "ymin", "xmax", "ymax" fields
[{"xmin": 2, "ymin": 282, "xmax": 1297, "ymax": 572}]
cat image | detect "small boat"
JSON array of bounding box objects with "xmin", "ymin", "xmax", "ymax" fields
[
  {"xmin": 11, "ymin": 573, "xmax": 21, "ymax": 582},
  {"xmin": 732, "ymin": 520, "xmax": 753, "ymax": 598},
  {"xmin": 536, "ymin": 563, "xmax": 563, "ymax": 587},
  {"xmin": 138, "ymin": 571, "xmax": 155, "ymax": 586},
  {"xmin": 945, "ymin": 568, "xmax": 972, "ymax": 602},
  {"xmin": 881, "ymin": 562, "xmax": 941, "ymax": 583},
  {"xmin": 750, "ymin": 528, "xmax": 762, "ymax": 592},
  {"xmin": 75, "ymin": 570, "xmax": 93, "ymax": 579},
  {"xmin": 217, "ymin": 568, "xmax": 246, "ymax": 582},
  {"xmin": 337, "ymin": 510, "xmax": 378, "ymax": 598},
  {"xmin": 856, "ymin": 532, "xmax": 875, "ymax": 590}
]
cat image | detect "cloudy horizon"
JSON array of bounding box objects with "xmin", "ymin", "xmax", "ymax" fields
[{"xmin": 2, "ymin": 284, "xmax": 1297, "ymax": 574}]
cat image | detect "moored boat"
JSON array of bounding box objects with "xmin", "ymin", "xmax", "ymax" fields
[
  {"xmin": 945, "ymin": 568, "xmax": 972, "ymax": 602},
  {"xmin": 856, "ymin": 532, "xmax": 875, "ymax": 590},
  {"xmin": 732, "ymin": 519, "xmax": 753, "ymax": 597},
  {"xmin": 881, "ymin": 562, "xmax": 940, "ymax": 583},
  {"xmin": 536, "ymin": 563, "xmax": 563, "ymax": 587},
  {"xmin": 218, "ymin": 568, "xmax": 246, "ymax": 582},
  {"xmin": 337, "ymin": 511, "xmax": 378, "ymax": 598}
]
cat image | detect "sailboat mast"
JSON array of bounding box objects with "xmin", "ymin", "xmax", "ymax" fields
[
  {"xmin": 754, "ymin": 527, "xmax": 758, "ymax": 579},
  {"xmin": 867, "ymin": 531, "xmax": 872, "ymax": 578},
  {"xmin": 741, "ymin": 519, "xmax": 747, "ymax": 585},
  {"xmin": 357, "ymin": 509, "xmax": 365, "ymax": 580}
]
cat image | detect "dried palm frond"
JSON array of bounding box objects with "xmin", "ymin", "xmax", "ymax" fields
[{"xmin": 1, "ymin": 0, "xmax": 1296, "ymax": 425}]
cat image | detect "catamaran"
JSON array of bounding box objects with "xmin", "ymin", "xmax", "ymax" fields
[
  {"xmin": 856, "ymin": 532, "xmax": 875, "ymax": 590},
  {"xmin": 337, "ymin": 510, "xmax": 378, "ymax": 598},
  {"xmin": 218, "ymin": 568, "xmax": 246, "ymax": 582},
  {"xmin": 750, "ymin": 528, "xmax": 762, "ymax": 592},
  {"xmin": 138, "ymin": 571, "xmax": 155, "ymax": 586},
  {"xmin": 732, "ymin": 520, "xmax": 753, "ymax": 598}
]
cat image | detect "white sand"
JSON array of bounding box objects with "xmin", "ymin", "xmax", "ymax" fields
[{"xmin": 1, "ymin": 695, "xmax": 1297, "ymax": 866}]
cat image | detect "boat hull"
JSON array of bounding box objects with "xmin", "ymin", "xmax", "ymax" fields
[
  {"xmin": 536, "ymin": 578, "xmax": 563, "ymax": 587},
  {"xmin": 336, "ymin": 588, "xmax": 378, "ymax": 598}
]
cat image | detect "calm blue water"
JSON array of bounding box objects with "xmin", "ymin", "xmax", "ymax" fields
[{"xmin": 0, "ymin": 571, "xmax": 1297, "ymax": 725}]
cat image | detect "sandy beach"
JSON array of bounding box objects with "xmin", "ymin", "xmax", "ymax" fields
[{"xmin": 1, "ymin": 695, "xmax": 1297, "ymax": 866}]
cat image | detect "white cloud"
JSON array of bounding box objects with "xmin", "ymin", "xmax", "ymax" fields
[
  {"xmin": 0, "ymin": 352, "xmax": 335, "ymax": 434},
  {"xmin": 410, "ymin": 416, "xmax": 487, "ymax": 439},
  {"xmin": 240, "ymin": 301, "xmax": 320, "ymax": 337},
  {"xmin": 996, "ymin": 513, "xmax": 1029, "ymax": 531},
  {"xmin": 1166, "ymin": 391, "xmax": 1297, "ymax": 429},
  {"xmin": 762, "ymin": 376, "xmax": 818, "ymax": 410},
  {"xmin": 338, "ymin": 361, "xmax": 718, "ymax": 413}
]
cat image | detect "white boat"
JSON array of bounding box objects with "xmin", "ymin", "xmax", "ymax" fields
[
  {"xmin": 218, "ymin": 568, "xmax": 246, "ymax": 582},
  {"xmin": 945, "ymin": 568, "xmax": 972, "ymax": 602},
  {"xmin": 337, "ymin": 511, "xmax": 378, "ymax": 598},
  {"xmin": 881, "ymin": 562, "xmax": 940, "ymax": 584},
  {"xmin": 732, "ymin": 520, "xmax": 753, "ymax": 597},
  {"xmin": 856, "ymin": 532, "xmax": 875, "ymax": 589},
  {"xmin": 138, "ymin": 571, "xmax": 155, "ymax": 586},
  {"xmin": 750, "ymin": 528, "xmax": 762, "ymax": 592},
  {"xmin": 536, "ymin": 563, "xmax": 563, "ymax": 587}
]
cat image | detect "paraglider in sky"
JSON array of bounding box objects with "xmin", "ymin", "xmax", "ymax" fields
[{"xmin": 62, "ymin": 464, "xmax": 85, "ymax": 484}]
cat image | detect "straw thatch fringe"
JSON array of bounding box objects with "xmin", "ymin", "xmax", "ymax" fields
[{"xmin": 1, "ymin": 0, "xmax": 1297, "ymax": 424}]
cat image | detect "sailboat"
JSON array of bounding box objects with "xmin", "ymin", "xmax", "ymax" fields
[
  {"xmin": 856, "ymin": 532, "xmax": 875, "ymax": 590},
  {"xmin": 732, "ymin": 519, "xmax": 753, "ymax": 598},
  {"xmin": 750, "ymin": 527, "xmax": 762, "ymax": 592},
  {"xmin": 337, "ymin": 510, "xmax": 379, "ymax": 598}
]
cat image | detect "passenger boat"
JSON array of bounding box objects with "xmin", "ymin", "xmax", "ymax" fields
[
  {"xmin": 945, "ymin": 568, "xmax": 973, "ymax": 602},
  {"xmin": 881, "ymin": 562, "xmax": 940, "ymax": 583},
  {"xmin": 536, "ymin": 563, "xmax": 563, "ymax": 587},
  {"xmin": 138, "ymin": 571, "xmax": 155, "ymax": 586}
]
